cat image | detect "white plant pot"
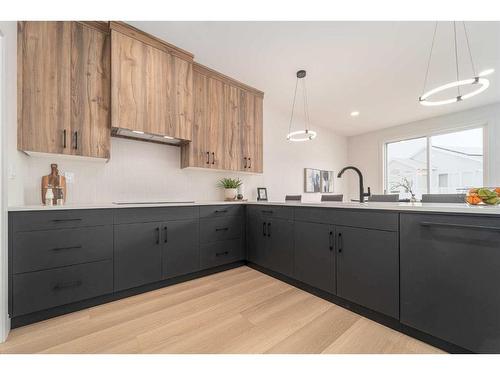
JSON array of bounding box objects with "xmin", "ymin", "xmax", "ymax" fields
[{"xmin": 224, "ymin": 188, "xmax": 238, "ymax": 201}]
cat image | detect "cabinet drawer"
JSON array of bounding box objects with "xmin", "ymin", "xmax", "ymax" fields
[
  {"xmin": 335, "ymin": 210, "xmax": 398, "ymax": 232},
  {"xmin": 247, "ymin": 205, "xmax": 294, "ymax": 220},
  {"xmin": 11, "ymin": 209, "xmax": 113, "ymax": 232},
  {"xmin": 294, "ymin": 207, "xmax": 398, "ymax": 231},
  {"xmin": 13, "ymin": 226, "xmax": 113, "ymax": 274},
  {"xmin": 200, "ymin": 216, "xmax": 242, "ymax": 243},
  {"xmin": 114, "ymin": 206, "xmax": 198, "ymax": 224},
  {"xmin": 199, "ymin": 205, "xmax": 243, "ymax": 219},
  {"xmin": 12, "ymin": 260, "xmax": 113, "ymax": 317},
  {"xmin": 200, "ymin": 239, "xmax": 244, "ymax": 269}
]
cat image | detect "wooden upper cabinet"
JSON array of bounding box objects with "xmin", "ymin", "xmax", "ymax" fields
[
  {"xmin": 240, "ymin": 90, "xmax": 263, "ymax": 173},
  {"xmin": 110, "ymin": 22, "xmax": 193, "ymax": 141},
  {"xmin": 18, "ymin": 21, "xmax": 72, "ymax": 155},
  {"xmin": 71, "ymin": 22, "xmax": 111, "ymax": 159},
  {"xmin": 18, "ymin": 21, "xmax": 111, "ymax": 159},
  {"xmin": 181, "ymin": 63, "xmax": 264, "ymax": 173}
]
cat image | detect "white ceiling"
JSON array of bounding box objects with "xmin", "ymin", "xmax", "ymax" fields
[{"xmin": 129, "ymin": 21, "xmax": 500, "ymax": 136}]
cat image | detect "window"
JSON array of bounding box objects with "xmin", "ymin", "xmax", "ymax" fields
[{"xmin": 385, "ymin": 127, "xmax": 484, "ymax": 199}]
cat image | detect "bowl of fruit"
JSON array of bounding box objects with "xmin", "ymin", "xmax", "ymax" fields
[{"xmin": 466, "ymin": 187, "xmax": 500, "ymax": 206}]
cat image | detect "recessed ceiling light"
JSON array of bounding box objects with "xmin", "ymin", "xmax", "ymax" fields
[
  {"xmin": 350, "ymin": 111, "xmax": 360, "ymax": 117},
  {"xmin": 163, "ymin": 135, "xmax": 174, "ymax": 139},
  {"xmin": 479, "ymin": 68, "xmax": 495, "ymax": 77},
  {"xmin": 132, "ymin": 130, "xmax": 145, "ymax": 135}
]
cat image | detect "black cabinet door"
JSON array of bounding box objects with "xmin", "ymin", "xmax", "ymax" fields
[
  {"xmin": 162, "ymin": 219, "xmax": 200, "ymax": 279},
  {"xmin": 400, "ymin": 213, "xmax": 500, "ymax": 353},
  {"xmin": 266, "ymin": 218, "xmax": 294, "ymax": 277},
  {"xmin": 336, "ymin": 225, "xmax": 399, "ymax": 318},
  {"xmin": 246, "ymin": 212, "xmax": 268, "ymax": 267},
  {"xmin": 114, "ymin": 222, "xmax": 162, "ymax": 291},
  {"xmin": 294, "ymin": 221, "xmax": 335, "ymax": 294}
]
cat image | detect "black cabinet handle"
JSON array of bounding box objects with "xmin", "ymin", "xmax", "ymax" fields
[
  {"xmin": 248, "ymin": 158, "xmax": 251, "ymax": 169},
  {"xmin": 156, "ymin": 227, "xmax": 160, "ymax": 244},
  {"xmin": 244, "ymin": 157, "xmax": 247, "ymax": 168},
  {"xmin": 63, "ymin": 129, "xmax": 67, "ymax": 148},
  {"xmin": 420, "ymin": 221, "xmax": 500, "ymax": 232},
  {"xmin": 267, "ymin": 222, "xmax": 271, "ymax": 237},
  {"xmin": 215, "ymin": 227, "xmax": 229, "ymax": 232},
  {"xmin": 216, "ymin": 251, "xmax": 229, "ymax": 257},
  {"xmin": 214, "ymin": 209, "xmax": 228, "ymax": 213},
  {"xmin": 261, "ymin": 210, "xmax": 273, "ymax": 214},
  {"xmin": 262, "ymin": 222, "xmax": 266, "ymax": 236},
  {"xmin": 329, "ymin": 231, "xmax": 334, "ymax": 251},
  {"xmin": 338, "ymin": 232, "xmax": 343, "ymax": 253},
  {"xmin": 53, "ymin": 280, "xmax": 82, "ymax": 291},
  {"xmin": 206, "ymin": 151, "xmax": 210, "ymax": 164},
  {"xmin": 164, "ymin": 226, "xmax": 168, "ymax": 243},
  {"xmin": 212, "ymin": 152, "xmax": 215, "ymax": 165},
  {"xmin": 51, "ymin": 245, "xmax": 82, "ymax": 252},
  {"xmin": 73, "ymin": 131, "xmax": 78, "ymax": 150},
  {"xmin": 52, "ymin": 218, "xmax": 82, "ymax": 223}
]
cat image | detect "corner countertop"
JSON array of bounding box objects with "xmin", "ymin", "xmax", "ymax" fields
[{"xmin": 7, "ymin": 200, "xmax": 500, "ymax": 216}]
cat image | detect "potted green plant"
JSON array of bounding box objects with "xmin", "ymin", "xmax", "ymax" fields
[{"xmin": 218, "ymin": 178, "xmax": 243, "ymax": 201}]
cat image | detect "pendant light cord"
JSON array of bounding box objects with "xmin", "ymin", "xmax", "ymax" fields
[
  {"xmin": 462, "ymin": 21, "xmax": 477, "ymax": 77},
  {"xmin": 422, "ymin": 21, "xmax": 438, "ymax": 96},
  {"xmin": 453, "ymin": 21, "xmax": 461, "ymax": 97},
  {"xmin": 302, "ymin": 78, "xmax": 311, "ymax": 132},
  {"xmin": 287, "ymin": 77, "xmax": 299, "ymax": 136}
]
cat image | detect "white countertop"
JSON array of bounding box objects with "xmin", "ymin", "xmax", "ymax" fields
[{"xmin": 7, "ymin": 200, "xmax": 500, "ymax": 215}]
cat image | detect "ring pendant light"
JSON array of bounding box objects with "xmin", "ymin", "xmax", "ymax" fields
[
  {"xmin": 286, "ymin": 70, "xmax": 317, "ymax": 142},
  {"xmin": 419, "ymin": 21, "xmax": 494, "ymax": 106}
]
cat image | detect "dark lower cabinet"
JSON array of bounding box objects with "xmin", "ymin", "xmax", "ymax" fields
[
  {"xmin": 336, "ymin": 225, "xmax": 399, "ymax": 319},
  {"xmin": 246, "ymin": 211, "xmax": 293, "ymax": 278},
  {"xmin": 246, "ymin": 209, "xmax": 268, "ymax": 266},
  {"xmin": 162, "ymin": 219, "xmax": 199, "ymax": 279},
  {"xmin": 114, "ymin": 222, "xmax": 163, "ymax": 291},
  {"xmin": 294, "ymin": 221, "xmax": 335, "ymax": 294},
  {"xmin": 400, "ymin": 213, "xmax": 500, "ymax": 353},
  {"xmin": 266, "ymin": 218, "xmax": 294, "ymax": 277}
]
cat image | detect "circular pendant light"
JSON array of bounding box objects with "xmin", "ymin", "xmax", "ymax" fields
[
  {"xmin": 286, "ymin": 70, "xmax": 317, "ymax": 142},
  {"xmin": 419, "ymin": 21, "xmax": 494, "ymax": 107}
]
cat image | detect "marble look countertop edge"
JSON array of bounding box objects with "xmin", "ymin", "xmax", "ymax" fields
[{"xmin": 7, "ymin": 200, "xmax": 500, "ymax": 216}]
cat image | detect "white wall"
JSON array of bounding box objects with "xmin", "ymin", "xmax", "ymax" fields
[
  {"xmin": 346, "ymin": 102, "xmax": 500, "ymax": 200},
  {"xmin": 0, "ymin": 21, "xmax": 15, "ymax": 343}
]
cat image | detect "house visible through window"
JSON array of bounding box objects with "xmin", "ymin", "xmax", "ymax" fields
[{"xmin": 385, "ymin": 127, "xmax": 484, "ymax": 199}]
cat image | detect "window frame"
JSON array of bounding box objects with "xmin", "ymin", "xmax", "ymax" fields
[{"xmin": 383, "ymin": 123, "xmax": 488, "ymax": 195}]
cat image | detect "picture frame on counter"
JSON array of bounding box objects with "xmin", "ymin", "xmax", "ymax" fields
[
  {"xmin": 257, "ymin": 187, "xmax": 268, "ymax": 201},
  {"xmin": 321, "ymin": 170, "xmax": 335, "ymax": 193},
  {"xmin": 304, "ymin": 168, "xmax": 321, "ymax": 193}
]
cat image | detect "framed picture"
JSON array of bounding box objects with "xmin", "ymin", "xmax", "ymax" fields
[
  {"xmin": 304, "ymin": 168, "xmax": 321, "ymax": 193},
  {"xmin": 321, "ymin": 170, "xmax": 335, "ymax": 193},
  {"xmin": 257, "ymin": 187, "xmax": 268, "ymax": 201}
]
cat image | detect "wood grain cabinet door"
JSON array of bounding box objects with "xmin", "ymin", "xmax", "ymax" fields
[
  {"xmin": 170, "ymin": 56, "xmax": 193, "ymax": 141},
  {"xmin": 239, "ymin": 91, "xmax": 263, "ymax": 173},
  {"xmin": 206, "ymin": 77, "xmax": 225, "ymax": 169},
  {"xmin": 18, "ymin": 21, "xmax": 72, "ymax": 155},
  {"xmin": 223, "ymin": 84, "xmax": 241, "ymax": 170},
  {"xmin": 251, "ymin": 95, "xmax": 264, "ymax": 173},
  {"xmin": 71, "ymin": 22, "xmax": 111, "ymax": 158},
  {"xmin": 111, "ymin": 30, "xmax": 170, "ymax": 136}
]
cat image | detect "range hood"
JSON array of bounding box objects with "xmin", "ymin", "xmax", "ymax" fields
[{"xmin": 111, "ymin": 128, "xmax": 184, "ymax": 146}]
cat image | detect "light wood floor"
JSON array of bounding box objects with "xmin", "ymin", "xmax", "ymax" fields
[{"xmin": 0, "ymin": 266, "xmax": 444, "ymax": 354}]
